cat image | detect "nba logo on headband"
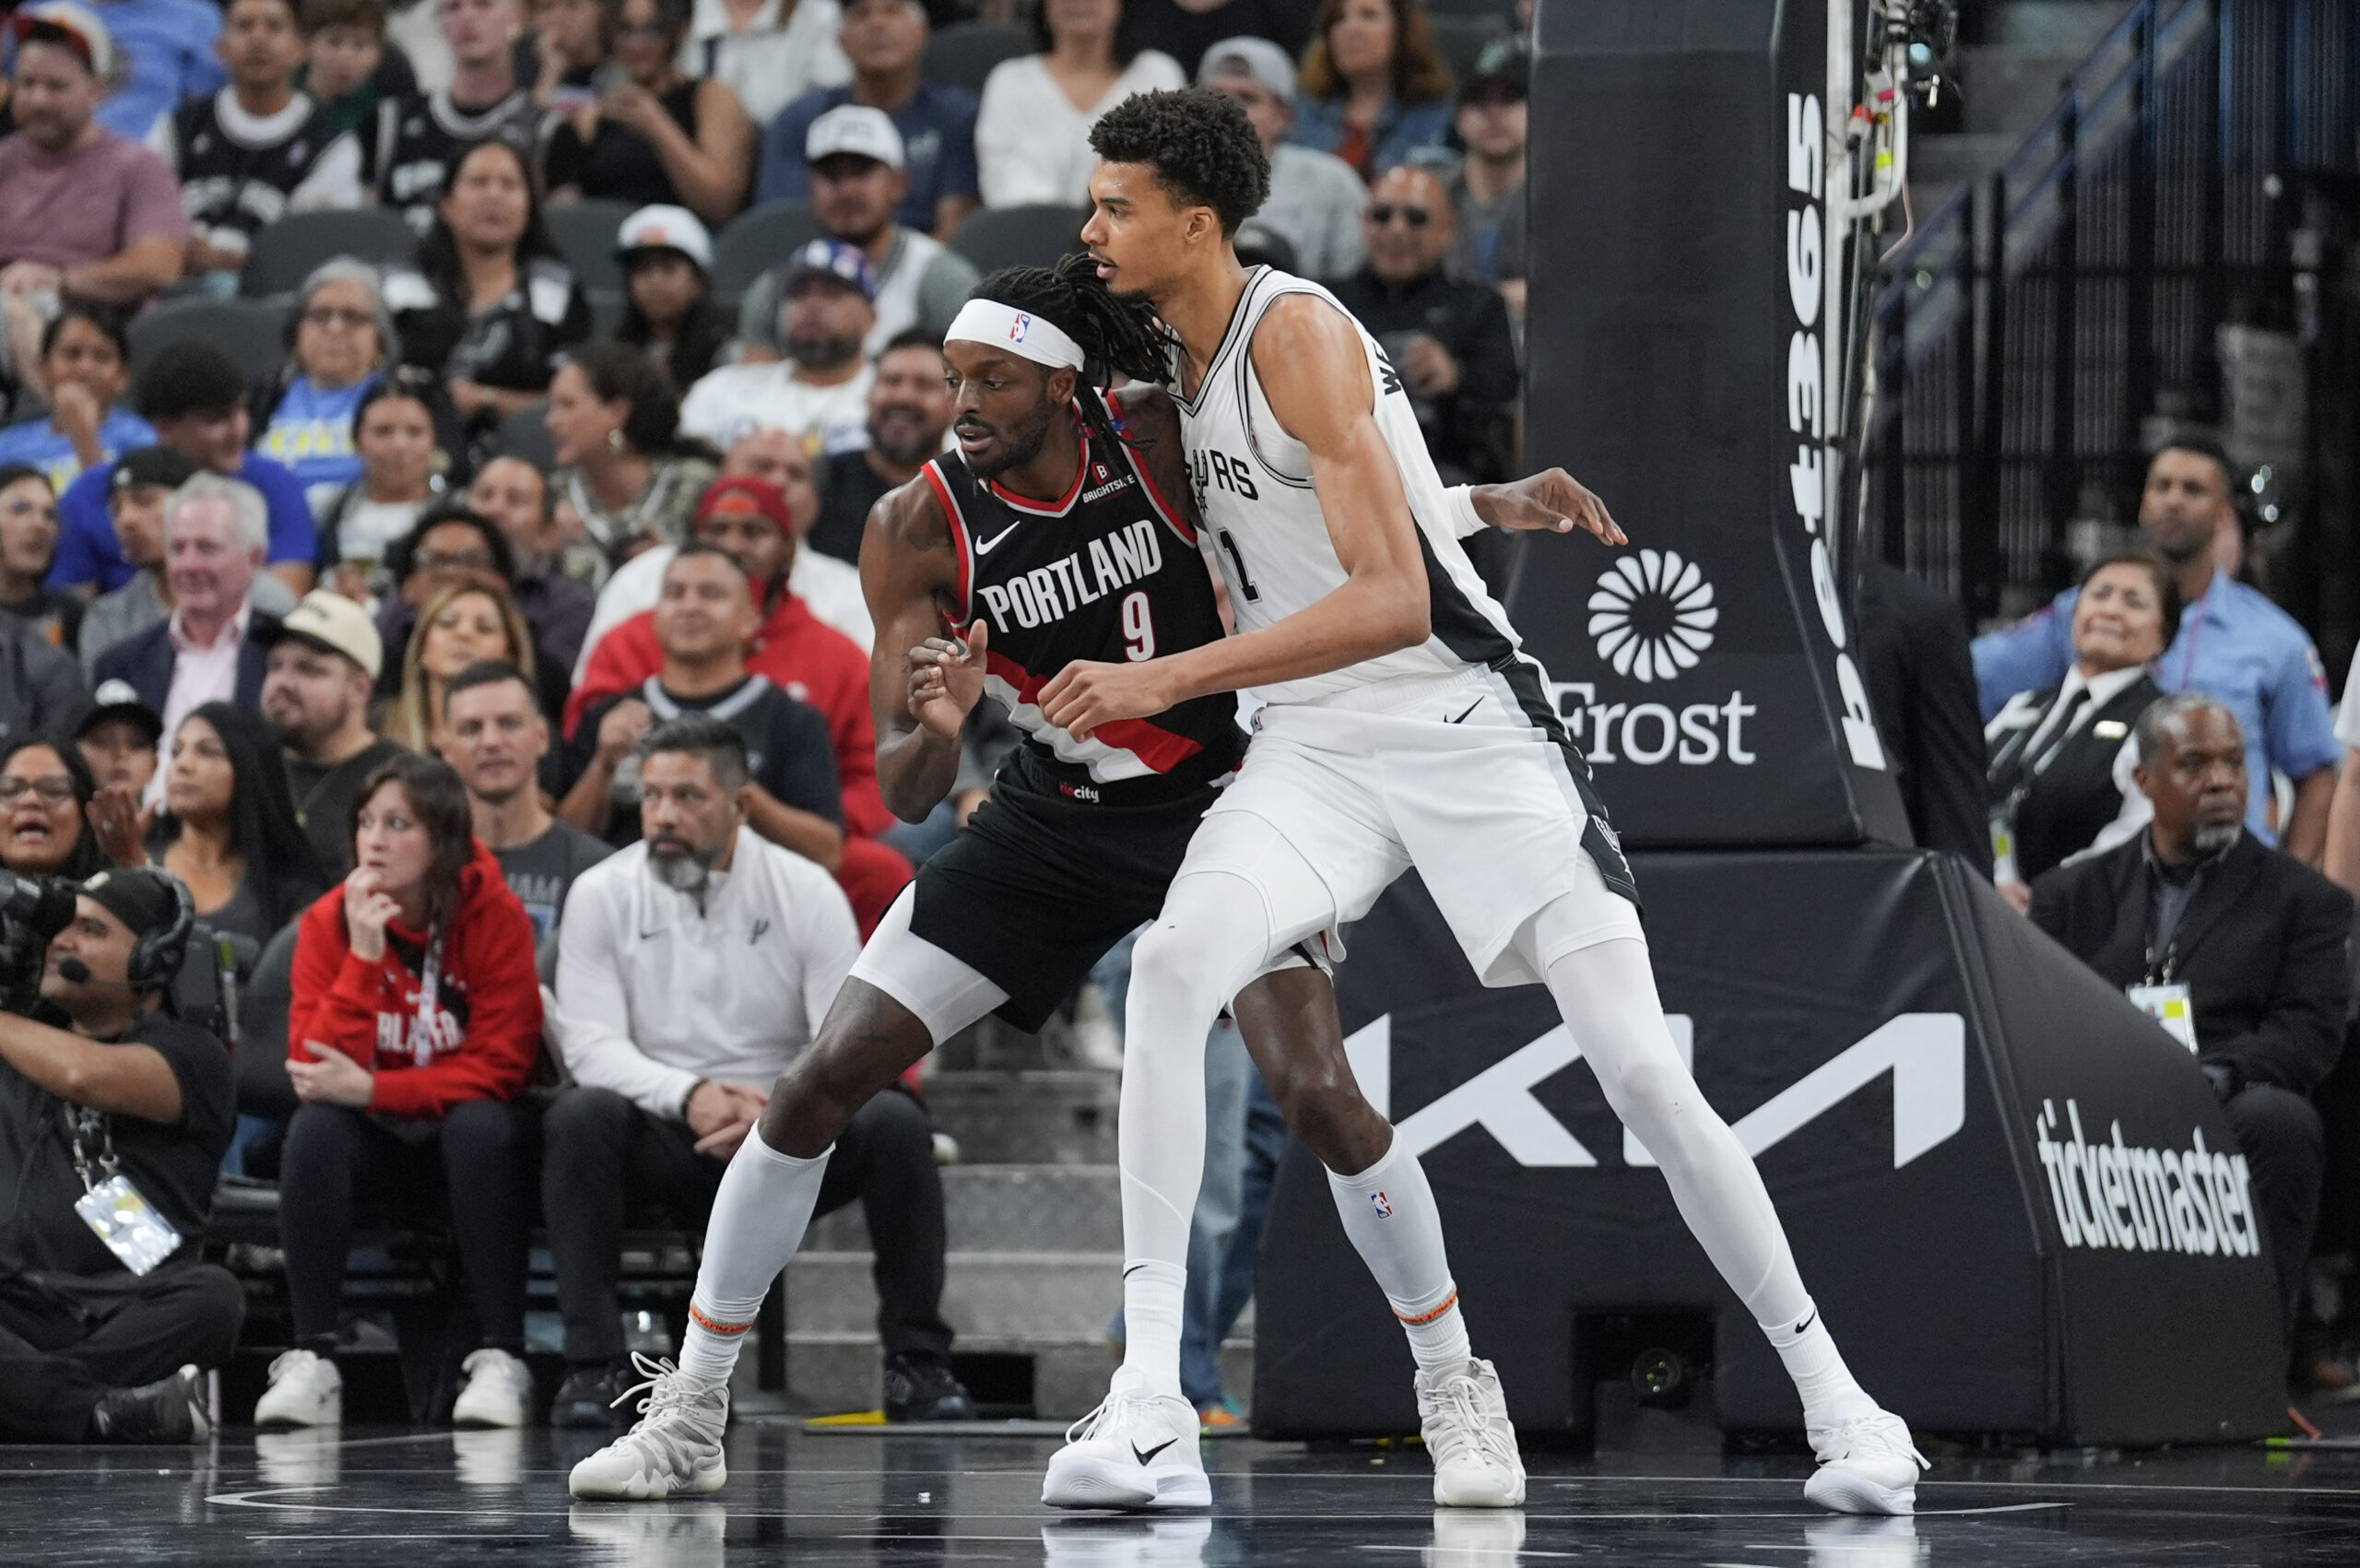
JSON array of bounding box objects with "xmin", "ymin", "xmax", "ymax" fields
[{"xmin": 949, "ymin": 299, "xmax": 1085, "ymax": 371}]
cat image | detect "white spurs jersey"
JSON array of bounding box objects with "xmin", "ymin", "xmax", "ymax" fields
[{"xmin": 1174, "ymin": 266, "xmax": 1526, "ymax": 706}]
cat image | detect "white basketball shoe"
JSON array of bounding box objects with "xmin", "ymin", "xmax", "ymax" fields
[
  {"xmin": 1042, "ymin": 1367, "xmax": 1210, "ymax": 1510},
  {"xmin": 1803, "ymin": 1409, "xmax": 1928, "ymax": 1515},
  {"xmin": 567, "ymin": 1355, "xmax": 729, "ymax": 1501},
  {"xmin": 253, "ymin": 1349, "xmax": 342, "ymax": 1428},
  {"xmin": 1414, "ymin": 1359, "xmax": 1527, "ymax": 1507}
]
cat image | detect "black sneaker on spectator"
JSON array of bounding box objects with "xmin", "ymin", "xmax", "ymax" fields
[
  {"xmin": 883, "ymin": 1353, "xmax": 977, "ymax": 1422},
  {"xmin": 90, "ymin": 1364, "xmax": 210, "ymax": 1444},
  {"xmin": 551, "ymin": 1360, "xmax": 644, "ymax": 1429}
]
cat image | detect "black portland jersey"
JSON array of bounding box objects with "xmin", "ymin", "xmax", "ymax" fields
[{"xmin": 924, "ymin": 395, "xmax": 1241, "ymax": 800}]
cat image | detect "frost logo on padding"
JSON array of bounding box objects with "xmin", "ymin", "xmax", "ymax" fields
[{"xmin": 1588, "ymin": 548, "xmax": 1717, "ymax": 683}]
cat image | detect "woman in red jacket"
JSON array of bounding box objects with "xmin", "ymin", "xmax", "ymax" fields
[{"xmin": 254, "ymin": 752, "xmax": 546, "ymax": 1431}]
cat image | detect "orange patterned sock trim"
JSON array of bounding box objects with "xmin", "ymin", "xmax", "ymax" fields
[
  {"xmin": 1394, "ymin": 1291, "xmax": 1459, "ymax": 1326},
  {"xmin": 687, "ymin": 1303, "xmax": 756, "ymax": 1337}
]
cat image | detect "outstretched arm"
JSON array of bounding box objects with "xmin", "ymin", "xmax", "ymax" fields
[
  {"xmin": 1040, "ymin": 297, "xmax": 1433, "ymax": 738},
  {"xmin": 864, "ymin": 479, "xmax": 985, "ymax": 823}
]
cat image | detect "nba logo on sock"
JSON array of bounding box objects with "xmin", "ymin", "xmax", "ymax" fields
[{"xmin": 1371, "ymin": 1191, "xmax": 1393, "ymax": 1218}]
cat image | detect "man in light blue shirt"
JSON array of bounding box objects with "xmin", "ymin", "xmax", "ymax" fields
[
  {"xmin": 92, "ymin": 0, "xmax": 224, "ymax": 140},
  {"xmin": 1973, "ymin": 437, "xmax": 2340, "ymax": 855}
]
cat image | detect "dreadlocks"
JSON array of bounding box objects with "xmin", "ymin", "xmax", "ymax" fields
[{"xmin": 971, "ymin": 252, "xmax": 1178, "ymax": 395}]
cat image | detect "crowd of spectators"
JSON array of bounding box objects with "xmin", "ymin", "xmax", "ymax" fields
[
  {"xmin": 0, "ymin": 0, "xmax": 2353, "ymax": 1456},
  {"xmin": 0, "ymin": 0, "xmax": 1546, "ymax": 1444}
]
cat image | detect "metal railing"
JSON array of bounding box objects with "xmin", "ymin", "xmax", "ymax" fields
[{"xmin": 1864, "ymin": 0, "xmax": 2360, "ymax": 622}]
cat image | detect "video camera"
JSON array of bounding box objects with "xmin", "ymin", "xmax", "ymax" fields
[{"xmin": 0, "ymin": 868, "xmax": 83, "ymax": 1017}]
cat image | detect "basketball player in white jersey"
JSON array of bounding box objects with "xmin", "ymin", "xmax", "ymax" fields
[{"xmin": 1034, "ymin": 89, "xmax": 1928, "ymax": 1517}]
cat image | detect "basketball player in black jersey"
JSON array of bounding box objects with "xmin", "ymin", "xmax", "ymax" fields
[{"xmin": 569, "ymin": 257, "xmax": 1603, "ymax": 1503}]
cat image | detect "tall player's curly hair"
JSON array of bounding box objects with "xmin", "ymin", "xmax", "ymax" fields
[{"xmin": 1088, "ymin": 88, "xmax": 1270, "ymax": 237}]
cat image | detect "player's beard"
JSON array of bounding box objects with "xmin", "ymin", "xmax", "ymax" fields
[{"xmin": 962, "ymin": 399, "xmax": 1055, "ymax": 478}]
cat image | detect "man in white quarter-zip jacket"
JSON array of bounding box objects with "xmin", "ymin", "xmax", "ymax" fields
[{"xmin": 541, "ymin": 712, "xmax": 968, "ymax": 1429}]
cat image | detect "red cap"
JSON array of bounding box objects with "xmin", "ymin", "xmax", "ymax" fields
[{"xmin": 696, "ymin": 475, "xmax": 796, "ymax": 534}]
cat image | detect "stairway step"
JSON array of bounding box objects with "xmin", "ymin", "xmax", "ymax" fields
[
  {"xmin": 1989, "ymin": 0, "xmax": 2137, "ymax": 55},
  {"xmin": 926, "ymin": 1071, "xmax": 1119, "ymax": 1165},
  {"xmin": 782, "ymin": 1333, "xmax": 1256, "ymax": 1420},
  {"xmin": 785, "ymin": 1250, "xmax": 1126, "ymax": 1337},
  {"xmin": 1956, "ymin": 46, "xmax": 2086, "ymax": 134},
  {"xmin": 806, "ymin": 1163, "xmax": 1121, "ymax": 1253}
]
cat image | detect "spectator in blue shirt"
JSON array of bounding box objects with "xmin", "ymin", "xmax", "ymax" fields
[
  {"xmin": 1973, "ymin": 436, "xmax": 2340, "ymax": 858},
  {"xmin": 0, "ymin": 301, "xmax": 152, "ymax": 492},
  {"xmin": 755, "ymin": 0, "xmax": 977, "ymax": 239},
  {"xmin": 49, "ymin": 341, "xmax": 318, "ymax": 598},
  {"xmin": 92, "ymin": 0, "xmax": 226, "ymax": 140},
  {"xmin": 251, "ymin": 259, "xmax": 402, "ymax": 518}
]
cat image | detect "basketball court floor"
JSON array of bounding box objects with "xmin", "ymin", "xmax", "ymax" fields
[{"xmin": 10, "ymin": 1422, "xmax": 2360, "ymax": 1564}]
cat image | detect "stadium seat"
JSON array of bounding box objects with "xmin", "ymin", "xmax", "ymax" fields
[
  {"xmin": 492, "ymin": 398, "xmax": 555, "ymax": 471},
  {"xmin": 547, "ymin": 198, "xmax": 638, "ymax": 297},
  {"xmin": 128, "ymin": 297, "xmax": 291, "ymax": 383},
  {"xmin": 711, "ymin": 200, "xmax": 820, "ymax": 302},
  {"xmin": 239, "ymin": 207, "xmax": 419, "ymax": 299},
  {"xmin": 922, "ymin": 20, "xmax": 1031, "ymax": 95},
  {"xmin": 948, "ymin": 204, "xmax": 1091, "ymax": 276}
]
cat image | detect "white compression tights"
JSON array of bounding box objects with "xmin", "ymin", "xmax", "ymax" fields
[
  {"xmin": 1115, "ymin": 869, "xmax": 1269, "ymax": 1395},
  {"xmin": 1117, "ymin": 854, "xmax": 1481, "ymax": 1393},
  {"xmin": 1528, "ymin": 909, "xmax": 1874, "ymax": 1427}
]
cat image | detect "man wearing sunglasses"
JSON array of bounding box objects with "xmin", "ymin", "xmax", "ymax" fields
[{"xmin": 1328, "ymin": 164, "xmax": 1519, "ymax": 494}]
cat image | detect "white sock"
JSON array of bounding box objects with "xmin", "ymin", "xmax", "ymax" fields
[
  {"xmin": 1115, "ymin": 870, "xmax": 1269, "ymax": 1401},
  {"xmin": 1764, "ymin": 1300, "xmax": 1877, "ymax": 1429},
  {"xmin": 1538, "ymin": 930, "xmax": 1873, "ymax": 1427},
  {"xmin": 1120, "ymin": 1260, "xmax": 1187, "ymax": 1396},
  {"xmin": 676, "ymin": 1124, "xmax": 832, "ymax": 1391},
  {"xmin": 1326, "ymin": 1135, "xmax": 1471, "ymax": 1373}
]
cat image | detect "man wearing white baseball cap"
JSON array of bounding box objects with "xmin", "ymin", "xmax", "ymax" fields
[
  {"xmin": 1198, "ymin": 34, "xmax": 1366, "ymax": 280},
  {"xmin": 0, "ymin": 1, "xmax": 188, "ymax": 378},
  {"xmin": 614, "ymin": 205, "xmax": 729, "ymax": 389},
  {"xmin": 738, "ymin": 103, "xmax": 976, "ymax": 362}
]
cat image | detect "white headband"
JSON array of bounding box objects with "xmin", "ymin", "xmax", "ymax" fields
[{"xmin": 947, "ymin": 299, "xmax": 1086, "ymax": 371}]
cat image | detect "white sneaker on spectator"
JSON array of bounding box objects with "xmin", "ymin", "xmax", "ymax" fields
[
  {"xmin": 1804, "ymin": 1409, "xmax": 1927, "ymax": 1515},
  {"xmin": 254, "ymin": 1349, "xmax": 342, "ymax": 1428},
  {"xmin": 452, "ymin": 1348, "xmax": 535, "ymax": 1428},
  {"xmin": 1415, "ymin": 1359, "xmax": 1526, "ymax": 1506},
  {"xmin": 1042, "ymin": 1366, "xmax": 1209, "ymax": 1510},
  {"xmin": 568, "ymin": 1354, "xmax": 729, "ymax": 1501}
]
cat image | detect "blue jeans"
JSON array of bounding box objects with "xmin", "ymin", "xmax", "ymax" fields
[{"xmin": 1212, "ymin": 1068, "xmax": 1288, "ymax": 1349}]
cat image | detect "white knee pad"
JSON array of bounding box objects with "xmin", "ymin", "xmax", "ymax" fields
[
  {"xmin": 1170, "ymin": 808, "xmax": 1343, "ymax": 960},
  {"xmin": 1131, "ymin": 868, "xmax": 1280, "ymax": 1020}
]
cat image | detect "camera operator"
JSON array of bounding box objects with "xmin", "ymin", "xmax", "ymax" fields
[
  {"xmin": 0, "ymin": 867, "xmax": 242, "ymax": 1444},
  {"xmin": 0, "ymin": 738, "xmax": 115, "ymax": 1017}
]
